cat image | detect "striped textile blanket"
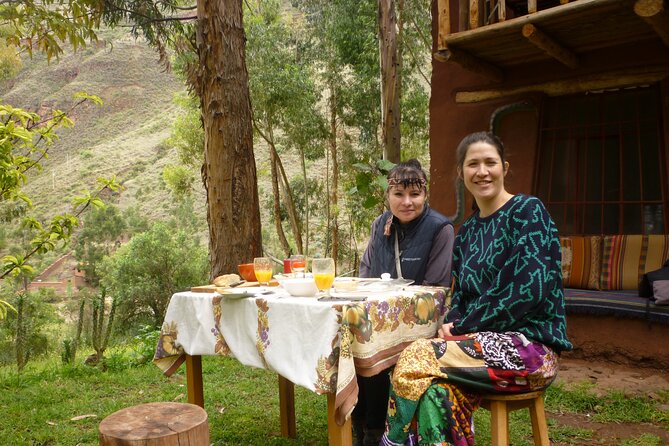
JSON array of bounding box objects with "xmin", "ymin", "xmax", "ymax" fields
[{"xmin": 564, "ymin": 288, "xmax": 669, "ymax": 324}]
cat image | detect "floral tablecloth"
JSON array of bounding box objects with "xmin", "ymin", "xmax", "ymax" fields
[{"xmin": 154, "ymin": 286, "xmax": 450, "ymax": 425}]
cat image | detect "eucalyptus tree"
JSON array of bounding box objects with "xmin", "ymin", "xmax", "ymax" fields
[
  {"xmin": 246, "ymin": 0, "xmax": 327, "ymax": 258},
  {"xmin": 294, "ymin": 0, "xmax": 382, "ymax": 266},
  {"xmin": 291, "ymin": 0, "xmax": 432, "ymax": 269}
]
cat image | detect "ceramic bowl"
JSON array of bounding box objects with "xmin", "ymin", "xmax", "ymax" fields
[
  {"xmin": 277, "ymin": 277, "xmax": 319, "ymax": 297},
  {"xmin": 237, "ymin": 263, "xmax": 257, "ymax": 282}
]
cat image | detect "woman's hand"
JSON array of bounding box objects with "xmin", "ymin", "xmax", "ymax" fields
[{"xmin": 437, "ymin": 322, "xmax": 455, "ymax": 339}]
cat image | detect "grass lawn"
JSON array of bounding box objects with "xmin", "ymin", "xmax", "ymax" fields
[{"xmin": 1, "ymin": 354, "xmax": 667, "ymax": 445}]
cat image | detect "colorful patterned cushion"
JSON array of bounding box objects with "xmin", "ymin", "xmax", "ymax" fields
[
  {"xmin": 560, "ymin": 236, "xmax": 601, "ymax": 290},
  {"xmin": 600, "ymin": 235, "xmax": 669, "ymax": 291}
]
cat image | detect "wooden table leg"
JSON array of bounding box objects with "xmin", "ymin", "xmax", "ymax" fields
[
  {"xmin": 327, "ymin": 393, "xmax": 352, "ymax": 446},
  {"xmin": 185, "ymin": 354, "xmax": 204, "ymax": 408},
  {"xmin": 278, "ymin": 375, "xmax": 296, "ymax": 438}
]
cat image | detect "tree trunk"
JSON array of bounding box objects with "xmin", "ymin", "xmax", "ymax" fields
[
  {"xmin": 195, "ymin": 0, "xmax": 262, "ymax": 278},
  {"xmin": 254, "ymin": 121, "xmax": 304, "ymax": 255},
  {"xmin": 378, "ymin": 0, "xmax": 401, "ymax": 163},
  {"xmin": 270, "ymin": 142, "xmax": 291, "ymax": 256},
  {"xmin": 275, "ymin": 153, "xmax": 303, "ymax": 255},
  {"xmin": 300, "ymin": 148, "xmax": 309, "ymax": 257},
  {"xmin": 15, "ymin": 292, "xmax": 25, "ymax": 372},
  {"xmin": 328, "ymin": 86, "xmax": 339, "ymax": 267}
]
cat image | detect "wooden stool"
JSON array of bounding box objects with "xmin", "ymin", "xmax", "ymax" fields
[
  {"xmin": 99, "ymin": 402, "xmax": 209, "ymax": 446},
  {"xmin": 480, "ymin": 390, "xmax": 550, "ymax": 446}
]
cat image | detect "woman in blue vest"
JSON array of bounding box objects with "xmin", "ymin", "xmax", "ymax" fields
[
  {"xmin": 354, "ymin": 159, "xmax": 454, "ymax": 446},
  {"xmin": 380, "ymin": 132, "xmax": 572, "ymax": 446}
]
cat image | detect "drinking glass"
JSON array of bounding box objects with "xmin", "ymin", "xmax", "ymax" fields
[
  {"xmin": 290, "ymin": 254, "xmax": 306, "ymax": 278},
  {"xmin": 253, "ymin": 257, "xmax": 273, "ymax": 287},
  {"xmin": 312, "ymin": 257, "xmax": 335, "ymax": 297}
]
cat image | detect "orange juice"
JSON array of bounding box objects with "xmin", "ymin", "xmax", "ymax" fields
[
  {"xmin": 255, "ymin": 270, "xmax": 273, "ymax": 284},
  {"xmin": 314, "ymin": 273, "xmax": 335, "ymax": 291}
]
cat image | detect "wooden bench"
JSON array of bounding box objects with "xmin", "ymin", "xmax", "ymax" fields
[
  {"xmin": 99, "ymin": 402, "xmax": 209, "ymax": 446},
  {"xmin": 480, "ymin": 390, "xmax": 549, "ymax": 446}
]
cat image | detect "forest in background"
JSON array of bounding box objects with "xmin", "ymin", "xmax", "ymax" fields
[{"xmin": 0, "ymin": 0, "xmax": 434, "ymax": 369}]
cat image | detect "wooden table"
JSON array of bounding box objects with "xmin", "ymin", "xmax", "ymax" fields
[{"xmin": 154, "ymin": 286, "xmax": 450, "ymax": 445}]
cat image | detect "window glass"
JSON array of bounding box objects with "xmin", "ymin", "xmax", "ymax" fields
[
  {"xmin": 644, "ymin": 204, "xmax": 665, "ymax": 234},
  {"xmin": 583, "ymin": 204, "xmax": 602, "ymax": 235},
  {"xmin": 602, "ymin": 137, "xmax": 620, "ymax": 202},
  {"xmin": 535, "ymin": 86, "xmax": 665, "ymax": 235},
  {"xmin": 623, "ymin": 204, "xmax": 642, "ymax": 234},
  {"xmin": 551, "ymin": 139, "xmax": 569, "ymax": 202},
  {"xmin": 603, "ymin": 204, "xmax": 619, "ymax": 234},
  {"xmin": 640, "ymin": 121, "xmax": 661, "ymax": 201},
  {"xmin": 585, "ymin": 137, "xmax": 602, "ymax": 201}
]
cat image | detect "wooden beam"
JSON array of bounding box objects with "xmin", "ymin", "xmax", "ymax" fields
[
  {"xmin": 635, "ymin": 0, "xmax": 669, "ymax": 48},
  {"xmin": 459, "ymin": 0, "xmax": 469, "ymax": 32},
  {"xmin": 498, "ymin": 0, "xmax": 506, "ymax": 22},
  {"xmin": 455, "ymin": 67, "xmax": 669, "ymax": 103},
  {"xmin": 528, "ymin": 0, "xmax": 537, "ymax": 14},
  {"xmin": 470, "ymin": 0, "xmax": 481, "ymax": 30},
  {"xmin": 445, "ymin": 0, "xmax": 620, "ymax": 47},
  {"xmin": 438, "ymin": 0, "xmax": 451, "ymax": 50},
  {"xmin": 434, "ymin": 46, "xmax": 504, "ymax": 81},
  {"xmin": 522, "ymin": 23, "xmax": 578, "ymax": 68}
]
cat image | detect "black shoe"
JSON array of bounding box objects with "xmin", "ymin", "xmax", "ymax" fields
[
  {"xmin": 363, "ymin": 427, "xmax": 384, "ymax": 446},
  {"xmin": 352, "ymin": 417, "xmax": 365, "ymax": 446}
]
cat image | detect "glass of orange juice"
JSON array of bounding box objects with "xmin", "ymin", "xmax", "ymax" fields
[
  {"xmin": 312, "ymin": 257, "xmax": 335, "ymax": 297},
  {"xmin": 253, "ymin": 257, "xmax": 273, "ymax": 288}
]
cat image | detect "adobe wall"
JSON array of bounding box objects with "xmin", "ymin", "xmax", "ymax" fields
[{"xmin": 564, "ymin": 313, "xmax": 669, "ymax": 370}]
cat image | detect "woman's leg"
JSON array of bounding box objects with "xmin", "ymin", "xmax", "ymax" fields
[{"xmin": 382, "ymin": 333, "xmax": 558, "ymax": 446}]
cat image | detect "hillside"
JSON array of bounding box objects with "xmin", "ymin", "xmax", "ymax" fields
[{"xmin": 0, "ymin": 31, "xmax": 197, "ymax": 225}]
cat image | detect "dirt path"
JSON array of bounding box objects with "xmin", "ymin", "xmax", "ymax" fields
[{"xmin": 549, "ymin": 358, "xmax": 669, "ymax": 445}]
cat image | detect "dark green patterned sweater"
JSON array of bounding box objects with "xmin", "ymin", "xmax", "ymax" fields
[{"xmin": 446, "ymin": 194, "xmax": 573, "ymax": 352}]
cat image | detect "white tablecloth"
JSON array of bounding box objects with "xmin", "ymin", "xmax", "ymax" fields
[{"xmin": 154, "ymin": 286, "xmax": 450, "ymax": 424}]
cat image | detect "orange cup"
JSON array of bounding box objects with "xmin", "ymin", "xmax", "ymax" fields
[{"xmin": 237, "ymin": 263, "xmax": 257, "ymax": 282}]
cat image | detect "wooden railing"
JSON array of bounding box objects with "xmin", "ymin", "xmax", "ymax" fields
[{"xmin": 438, "ymin": 0, "xmax": 573, "ymax": 41}]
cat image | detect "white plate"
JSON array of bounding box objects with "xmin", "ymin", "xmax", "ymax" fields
[
  {"xmin": 358, "ymin": 278, "xmax": 414, "ymax": 292},
  {"xmin": 216, "ymin": 291, "xmax": 254, "ymax": 299}
]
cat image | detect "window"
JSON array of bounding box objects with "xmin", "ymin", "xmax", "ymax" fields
[{"xmin": 535, "ymin": 86, "xmax": 667, "ymax": 235}]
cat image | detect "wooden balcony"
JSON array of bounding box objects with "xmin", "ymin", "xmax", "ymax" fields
[{"xmin": 435, "ymin": 0, "xmax": 669, "ymax": 82}]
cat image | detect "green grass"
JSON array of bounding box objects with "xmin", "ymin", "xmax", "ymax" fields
[
  {"xmin": 0, "ymin": 355, "xmax": 329, "ymax": 446},
  {"xmin": 546, "ymin": 382, "xmax": 669, "ymax": 424},
  {"xmin": 620, "ymin": 433, "xmax": 663, "ymax": 446},
  {"xmin": 2, "ymin": 354, "xmax": 668, "ymax": 446}
]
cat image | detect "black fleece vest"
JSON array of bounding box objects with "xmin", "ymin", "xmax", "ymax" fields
[{"xmin": 368, "ymin": 206, "xmax": 451, "ymax": 284}]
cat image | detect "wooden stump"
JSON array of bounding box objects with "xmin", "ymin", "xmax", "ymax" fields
[{"xmin": 99, "ymin": 402, "xmax": 209, "ymax": 446}]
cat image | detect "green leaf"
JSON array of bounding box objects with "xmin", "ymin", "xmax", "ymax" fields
[
  {"xmin": 373, "ymin": 176, "xmax": 389, "ymax": 190},
  {"xmin": 376, "ymin": 159, "xmax": 396, "ymax": 172},
  {"xmin": 362, "ymin": 195, "xmax": 380, "ymax": 209},
  {"xmin": 352, "ymin": 163, "xmax": 372, "ymax": 172}
]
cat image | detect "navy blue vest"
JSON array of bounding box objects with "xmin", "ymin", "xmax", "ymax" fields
[{"xmin": 367, "ymin": 206, "xmax": 451, "ymax": 284}]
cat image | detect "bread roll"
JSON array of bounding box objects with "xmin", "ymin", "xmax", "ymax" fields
[{"xmin": 213, "ymin": 273, "xmax": 241, "ymax": 287}]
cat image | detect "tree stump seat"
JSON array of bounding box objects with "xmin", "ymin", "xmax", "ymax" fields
[
  {"xmin": 99, "ymin": 402, "xmax": 209, "ymax": 446},
  {"xmin": 480, "ymin": 390, "xmax": 550, "ymax": 446}
]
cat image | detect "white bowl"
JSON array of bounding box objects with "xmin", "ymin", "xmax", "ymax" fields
[{"xmin": 277, "ymin": 277, "xmax": 319, "ymax": 297}]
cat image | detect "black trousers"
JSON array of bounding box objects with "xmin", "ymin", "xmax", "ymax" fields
[{"xmin": 351, "ymin": 369, "xmax": 391, "ymax": 429}]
